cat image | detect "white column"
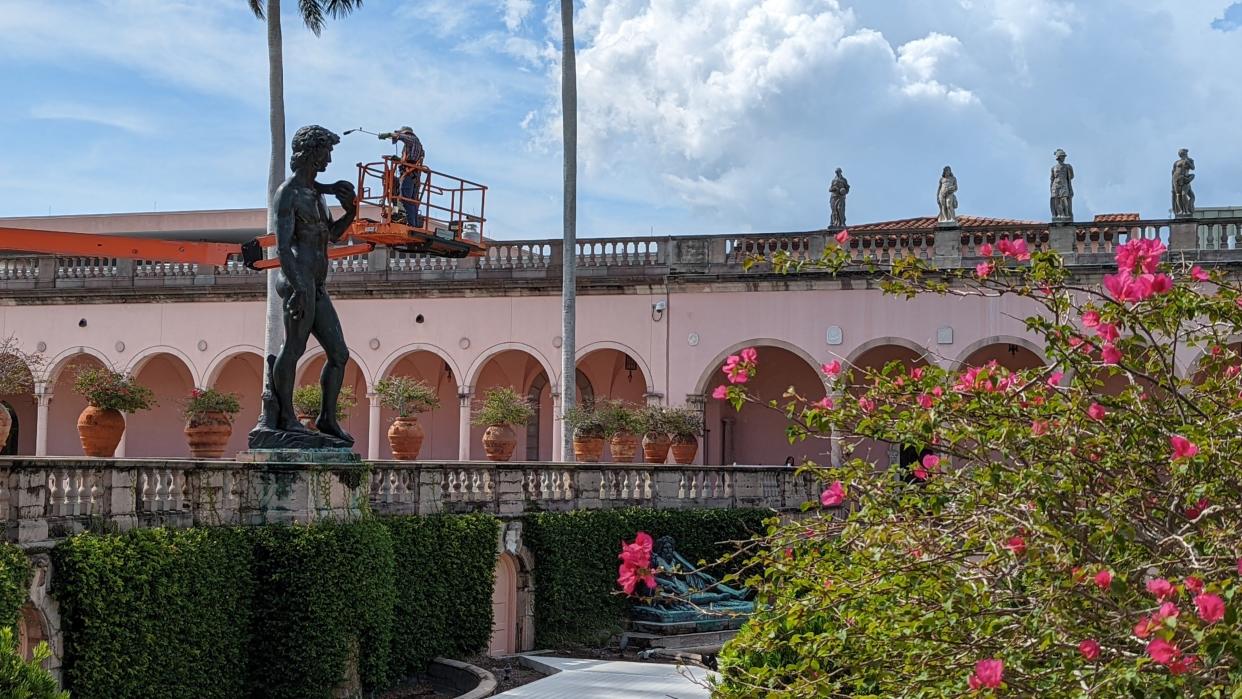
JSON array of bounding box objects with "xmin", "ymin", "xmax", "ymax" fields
[
  {"xmin": 367, "ymin": 393, "xmax": 382, "ymax": 459},
  {"xmin": 550, "ymin": 390, "xmax": 562, "ymax": 463},
  {"xmin": 115, "ymin": 429, "xmax": 126, "ymax": 458},
  {"xmin": 34, "ymin": 392, "xmax": 52, "ymax": 457},
  {"xmin": 458, "ymin": 387, "xmax": 473, "ymax": 461}
]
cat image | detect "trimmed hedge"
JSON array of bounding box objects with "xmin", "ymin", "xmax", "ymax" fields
[
  {"xmin": 52, "ymin": 515, "xmax": 499, "ymax": 699},
  {"xmin": 0, "ymin": 543, "xmax": 31, "ymax": 627},
  {"xmin": 523, "ymin": 508, "xmax": 768, "ymax": 646}
]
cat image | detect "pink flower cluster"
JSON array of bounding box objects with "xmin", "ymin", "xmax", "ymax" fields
[
  {"xmin": 1131, "ymin": 574, "xmax": 1228, "ymax": 674},
  {"xmin": 820, "ymin": 481, "xmax": 845, "ymax": 507},
  {"xmin": 617, "ymin": 532, "xmax": 657, "ymax": 596},
  {"xmin": 721, "ymin": 347, "xmax": 758, "ymax": 385},
  {"xmin": 1103, "ymin": 238, "xmax": 1172, "ymax": 303},
  {"xmin": 954, "ymin": 362, "xmax": 1019, "ymax": 394},
  {"xmin": 968, "ymin": 659, "xmax": 1003, "ymax": 690},
  {"xmin": 975, "ymin": 238, "xmax": 1031, "ymax": 279}
]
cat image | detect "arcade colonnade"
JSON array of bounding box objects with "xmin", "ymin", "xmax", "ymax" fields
[{"xmin": 0, "ymin": 289, "xmax": 1212, "ymax": 465}]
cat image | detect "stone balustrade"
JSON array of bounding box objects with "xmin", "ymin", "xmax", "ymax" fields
[
  {"xmin": 0, "ymin": 217, "xmax": 1236, "ymax": 294},
  {"xmin": 0, "ymin": 458, "xmax": 815, "ymax": 547}
]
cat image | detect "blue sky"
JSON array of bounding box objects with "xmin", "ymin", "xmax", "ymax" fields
[{"xmin": 1, "ymin": 0, "xmax": 1241, "ymax": 239}]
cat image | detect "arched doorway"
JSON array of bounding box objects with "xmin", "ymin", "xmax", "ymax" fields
[
  {"xmin": 208, "ymin": 352, "xmax": 264, "ymax": 458},
  {"xmin": 377, "ymin": 351, "xmax": 459, "ymax": 460},
  {"xmin": 468, "ymin": 348, "xmax": 556, "ymax": 461},
  {"xmin": 959, "ymin": 341, "xmax": 1045, "ymax": 372},
  {"xmin": 488, "ymin": 553, "xmax": 519, "ymax": 656},
  {"xmin": 1, "ymin": 401, "xmax": 19, "ymax": 455},
  {"xmin": 846, "ymin": 342, "xmax": 932, "ymax": 469},
  {"xmin": 525, "ymin": 369, "xmax": 593, "ymax": 462},
  {"xmin": 16, "ymin": 604, "xmax": 48, "ymax": 663},
  {"xmin": 126, "ymin": 353, "xmax": 196, "ymax": 458},
  {"xmin": 47, "ymin": 353, "xmax": 108, "ymax": 456}
]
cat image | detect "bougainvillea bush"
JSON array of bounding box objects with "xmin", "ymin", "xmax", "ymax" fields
[{"xmin": 707, "ymin": 236, "xmax": 1242, "ymax": 696}]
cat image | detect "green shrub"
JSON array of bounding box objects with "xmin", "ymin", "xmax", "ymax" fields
[
  {"xmin": 0, "ymin": 543, "xmax": 31, "ymax": 628},
  {"xmin": 523, "ymin": 508, "xmax": 767, "ymax": 646},
  {"xmin": 53, "ymin": 528, "xmax": 254, "ymax": 699},
  {"xmin": 0, "ymin": 626, "xmax": 67, "ymax": 699},
  {"xmin": 381, "ymin": 514, "xmax": 500, "ymax": 674},
  {"xmin": 247, "ymin": 519, "xmax": 395, "ymax": 699}
]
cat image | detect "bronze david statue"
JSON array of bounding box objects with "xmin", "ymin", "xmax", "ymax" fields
[{"xmin": 249, "ymin": 125, "xmax": 358, "ymax": 451}]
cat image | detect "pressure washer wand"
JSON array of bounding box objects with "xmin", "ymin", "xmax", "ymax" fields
[{"xmin": 342, "ymin": 127, "xmax": 379, "ymax": 136}]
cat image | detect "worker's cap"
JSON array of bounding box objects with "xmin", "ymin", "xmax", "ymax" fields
[{"xmin": 397, "ymin": 126, "xmax": 414, "ymax": 133}]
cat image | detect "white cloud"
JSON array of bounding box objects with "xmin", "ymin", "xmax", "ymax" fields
[
  {"xmin": 29, "ymin": 102, "xmax": 157, "ymax": 134},
  {"xmin": 503, "ymin": 0, "xmax": 535, "ymax": 32}
]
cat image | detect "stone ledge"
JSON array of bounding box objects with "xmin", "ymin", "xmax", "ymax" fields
[{"xmin": 429, "ymin": 657, "xmax": 497, "ymax": 699}]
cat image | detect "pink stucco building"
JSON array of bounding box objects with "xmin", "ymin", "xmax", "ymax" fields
[{"xmin": 0, "ymin": 208, "xmax": 1235, "ymax": 466}]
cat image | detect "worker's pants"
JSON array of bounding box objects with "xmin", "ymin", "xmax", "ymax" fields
[{"xmin": 399, "ymin": 173, "xmax": 421, "ymax": 227}]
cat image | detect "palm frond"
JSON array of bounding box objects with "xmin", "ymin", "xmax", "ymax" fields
[
  {"xmin": 324, "ymin": 0, "xmax": 363, "ymax": 19},
  {"xmin": 298, "ymin": 0, "xmax": 326, "ymax": 35},
  {"xmin": 248, "ymin": 0, "xmax": 264, "ymax": 19}
]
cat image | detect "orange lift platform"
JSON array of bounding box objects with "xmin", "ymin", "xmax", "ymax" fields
[{"xmin": 0, "ymin": 156, "xmax": 487, "ymax": 270}]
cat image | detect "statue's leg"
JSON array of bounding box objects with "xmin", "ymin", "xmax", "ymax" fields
[
  {"xmin": 272, "ymin": 293, "xmax": 316, "ymax": 433},
  {"xmin": 310, "ymin": 291, "xmax": 354, "ymax": 444}
]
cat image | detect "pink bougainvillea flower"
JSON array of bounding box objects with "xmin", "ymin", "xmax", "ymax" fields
[
  {"xmin": 1184, "ymin": 497, "xmax": 1210, "ymax": 520},
  {"xmin": 1096, "ymin": 322, "xmax": 1120, "ymax": 342},
  {"xmin": 835, "ymin": 228, "xmax": 850, "ymax": 245},
  {"xmin": 979, "ymin": 242, "xmax": 994, "ymax": 257},
  {"xmin": 739, "ymin": 347, "xmax": 758, "ymax": 364},
  {"xmin": 1047, "ymin": 371, "xmax": 1064, "ymax": 388},
  {"xmin": 858, "ymin": 397, "xmax": 876, "ymax": 414},
  {"xmin": 996, "ymin": 239, "xmax": 1013, "ymax": 256},
  {"xmin": 1150, "ymin": 273, "xmax": 1173, "ymax": 295},
  {"xmin": 932, "ymin": 386, "xmax": 944, "ymax": 397},
  {"xmin": 711, "ymin": 385, "xmax": 728, "ymax": 400},
  {"xmin": 975, "ymin": 262, "xmax": 994, "ymax": 279},
  {"xmin": 1004, "ymin": 535, "xmax": 1027, "ymax": 556},
  {"xmin": 1079, "ymin": 639, "xmax": 1100, "ymax": 661},
  {"xmin": 618, "ymin": 531, "xmax": 653, "ymax": 568},
  {"xmin": 917, "ymin": 394, "xmax": 934, "ymax": 410},
  {"xmin": 1101, "ymin": 344, "xmax": 1122, "ymax": 365},
  {"xmin": 1008, "ymin": 238, "xmax": 1031, "ymax": 261},
  {"xmin": 617, "ymin": 532, "xmax": 657, "ymax": 596},
  {"xmin": 1170, "ymin": 435, "xmax": 1199, "ymax": 460},
  {"xmin": 1155, "ymin": 602, "xmax": 1180, "ymax": 622},
  {"xmin": 811, "ymin": 397, "xmax": 834, "ymax": 412},
  {"xmin": 1195, "ymin": 593, "xmax": 1226, "ymax": 624},
  {"xmin": 1191, "ymin": 265, "xmax": 1210, "ymax": 282},
  {"xmin": 1116, "ymin": 238, "xmax": 1166, "ymax": 274},
  {"xmin": 1082, "ymin": 310, "xmax": 1101, "ymax": 328},
  {"xmin": 1134, "ymin": 615, "xmax": 1157, "ymax": 639},
  {"xmin": 1227, "ymin": 365, "xmax": 1241, "ymax": 379},
  {"xmin": 821, "ymin": 360, "xmax": 842, "ymax": 378},
  {"xmin": 920, "ymin": 454, "xmax": 940, "ymax": 473},
  {"xmin": 968, "ymin": 659, "xmax": 1004, "ymax": 690},
  {"xmin": 1087, "ymin": 403, "xmax": 1107, "ymax": 421},
  {"xmin": 1184, "ymin": 576, "xmax": 1204, "ymax": 595},
  {"xmin": 1168, "ymin": 656, "xmax": 1198, "ymax": 675},
  {"xmin": 1031, "ymin": 419, "xmax": 1048, "ymax": 436},
  {"xmin": 820, "ymin": 481, "xmax": 845, "ymax": 507},
  {"xmin": 1147, "ymin": 638, "xmax": 1181, "ymax": 666},
  {"xmin": 1147, "ymin": 578, "xmax": 1177, "ymax": 601},
  {"xmin": 910, "ymin": 366, "xmax": 924, "ymax": 379},
  {"xmin": 1095, "ymin": 569, "xmax": 1114, "ymax": 590}
]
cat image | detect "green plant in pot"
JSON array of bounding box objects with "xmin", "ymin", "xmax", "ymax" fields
[
  {"xmin": 637, "ymin": 405, "xmax": 674, "ymax": 464},
  {"xmin": 597, "ymin": 399, "xmax": 642, "ymax": 462},
  {"xmin": 563, "ymin": 403, "xmax": 606, "ymax": 463},
  {"xmin": 0, "ymin": 335, "xmax": 44, "ymax": 450},
  {"xmin": 375, "ymin": 376, "xmax": 440, "ymax": 460},
  {"xmin": 291, "ymin": 384, "xmax": 356, "ymax": 431},
  {"xmin": 180, "ymin": 387, "xmax": 241, "ymax": 458},
  {"xmin": 72, "ymin": 367, "xmax": 156, "ymax": 457},
  {"xmin": 471, "ymin": 386, "xmax": 535, "ymax": 462},
  {"xmin": 664, "ymin": 406, "xmax": 704, "ymax": 464}
]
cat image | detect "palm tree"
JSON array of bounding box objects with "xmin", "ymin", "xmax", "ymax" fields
[
  {"xmin": 558, "ymin": 0, "xmax": 578, "ymax": 462},
  {"xmin": 247, "ymin": 0, "xmax": 363, "ymax": 388}
]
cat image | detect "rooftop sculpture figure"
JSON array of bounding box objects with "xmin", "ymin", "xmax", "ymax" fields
[
  {"xmin": 937, "ymin": 166, "xmax": 958, "ymax": 226},
  {"xmin": 1050, "ymin": 149, "xmax": 1074, "ymax": 222},
  {"xmin": 1172, "ymin": 148, "xmax": 1196, "ymax": 219},
  {"xmin": 249, "ymin": 125, "xmax": 357, "ymax": 450},
  {"xmin": 829, "ymin": 168, "xmax": 849, "ymax": 228}
]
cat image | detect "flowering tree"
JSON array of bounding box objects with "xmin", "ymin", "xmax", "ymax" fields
[{"xmin": 703, "ymin": 235, "xmax": 1242, "ymax": 695}]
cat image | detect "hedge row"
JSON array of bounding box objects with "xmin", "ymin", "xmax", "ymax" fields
[
  {"xmin": 53, "ymin": 514, "xmax": 499, "ymax": 699},
  {"xmin": 0, "ymin": 543, "xmax": 31, "ymax": 628},
  {"xmin": 523, "ymin": 507, "xmax": 769, "ymax": 646}
]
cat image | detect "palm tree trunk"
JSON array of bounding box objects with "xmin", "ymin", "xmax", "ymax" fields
[
  {"xmin": 558, "ymin": 0, "xmax": 577, "ymax": 463},
  {"xmin": 263, "ymin": 0, "xmax": 285, "ymax": 389}
]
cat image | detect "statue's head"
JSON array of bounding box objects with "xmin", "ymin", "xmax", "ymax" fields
[
  {"xmin": 835, "ymin": 168, "xmax": 843, "ymax": 176},
  {"xmin": 942, "ymin": 166, "xmax": 953, "ymax": 177},
  {"xmin": 655, "ymin": 535, "xmax": 676, "ymax": 559},
  {"xmin": 1054, "ymin": 149, "xmax": 1067, "ymax": 162},
  {"xmin": 1179, "ymin": 148, "xmax": 1189, "ymax": 158},
  {"xmin": 290, "ymin": 125, "xmax": 340, "ymax": 174}
]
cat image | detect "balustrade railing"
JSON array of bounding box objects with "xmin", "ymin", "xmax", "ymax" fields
[
  {"xmin": 12, "ymin": 216, "xmax": 1240, "ymax": 292},
  {"xmin": 0, "ymin": 459, "xmax": 815, "ymax": 545}
]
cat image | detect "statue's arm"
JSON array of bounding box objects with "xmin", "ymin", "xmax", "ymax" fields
[{"xmin": 323, "ymin": 181, "xmax": 357, "ymax": 243}]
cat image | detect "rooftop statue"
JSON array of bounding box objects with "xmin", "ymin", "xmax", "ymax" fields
[
  {"xmin": 1050, "ymin": 149, "xmax": 1074, "ymax": 223},
  {"xmin": 249, "ymin": 125, "xmax": 357, "ymax": 451},
  {"xmin": 629, "ymin": 535, "xmax": 753, "ymax": 633},
  {"xmin": 937, "ymin": 166, "xmax": 958, "ymax": 226},
  {"xmin": 1172, "ymin": 148, "xmax": 1196, "ymax": 219},
  {"xmin": 829, "ymin": 168, "xmax": 849, "ymax": 228}
]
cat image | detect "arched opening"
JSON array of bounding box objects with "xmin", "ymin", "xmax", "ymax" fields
[
  {"xmin": 297, "ymin": 354, "xmax": 370, "ymax": 457},
  {"xmin": 127, "ymin": 353, "xmax": 196, "ymax": 458},
  {"xmin": 1, "ymin": 401, "xmax": 20, "ymax": 455},
  {"xmin": 47, "ymin": 354, "xmax": 108, "ymax": 456},
  {"xmin": 524, "ymin": 369, "xmax": 593, "ymax": 462},
  {"xmin": 847, "ymin": 343, "xmax": 932, "ymax": 469},
  {"xmin": 17, "ymin": 604, "xmax": 48, "ymax": 663},
  {"xmin": 377, "ymin": 351, "xmax": 458, "ymax": 460},
  {"xmin": 488, "ymin": 553, "xmax": 519, "ymax": 656},
  {"xmin": 960, "ymin": 342, "xmax": 1045, "ymax": 372},
  {"xmin": 469, "ymin": 349, "xmax": 555, "ymax": 461},
  {"xmin": 0, "ymin": 354, "xmax": 35, "ymax": 455},
  {"xmin": 702, "ymin": 345, "xmax": 825, "ymax": 466},
  {"xmin": 577, "ymin": 348, "xmax": 648, "ymax": 461},
  {"xmin": 209, "ymin": 352, "xmax": 264, "ymax": 458}
]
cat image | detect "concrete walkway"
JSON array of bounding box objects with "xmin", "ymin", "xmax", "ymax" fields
[{"xmin": 493, "ymin": 656, "xmax": 716, "ymax": 699}]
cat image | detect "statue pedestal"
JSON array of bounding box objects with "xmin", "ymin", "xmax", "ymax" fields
[{"xmin": 236, "ymin": 448, "xmax": 360, "ymax": 465}]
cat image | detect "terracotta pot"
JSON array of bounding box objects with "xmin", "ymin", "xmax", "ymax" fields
[
  {"xmin": 609, "ymin": 431, "xmax": 639, "ymax": 463},
  {"xmin": 388, "ymin": 416, "xmax": 426, "ymax": 460},
  {"xmin": 641, "ymin": 431, "xmax": 672, "ymax": 464},
  {"xmin": 670, "ymin": 434, "xmax": 699, "ymax": 464},
  {"xmin": 298, "ymin": 413, "xmax": 317, "ymax": 431},
  {"xmin": 77, "ymin": 406, "xmax": 125, "ymax": 458},
  {"xmin": 483, "ymin": 424, "xmax": 517, "ymax": 462},
  {"xmin": 184, "ymin": 410, "xmax": 233, "ymax": 459},
  {"xmin": 573, "ymin": 430, "xmax": 605, "ymax": 463},
  {"xmin": 0, "ymin": 405, "xmax": 12, "ymax": 450}
]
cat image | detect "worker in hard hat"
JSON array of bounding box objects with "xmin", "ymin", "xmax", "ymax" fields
[{"xmin": 377, "ymin": 126, "xmax": 425, "ymax": 227}]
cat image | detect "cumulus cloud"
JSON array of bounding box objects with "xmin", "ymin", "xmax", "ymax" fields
[{"xmin": 1212, "ymin": 2, "xmax": 1242, "ymax": 31}]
